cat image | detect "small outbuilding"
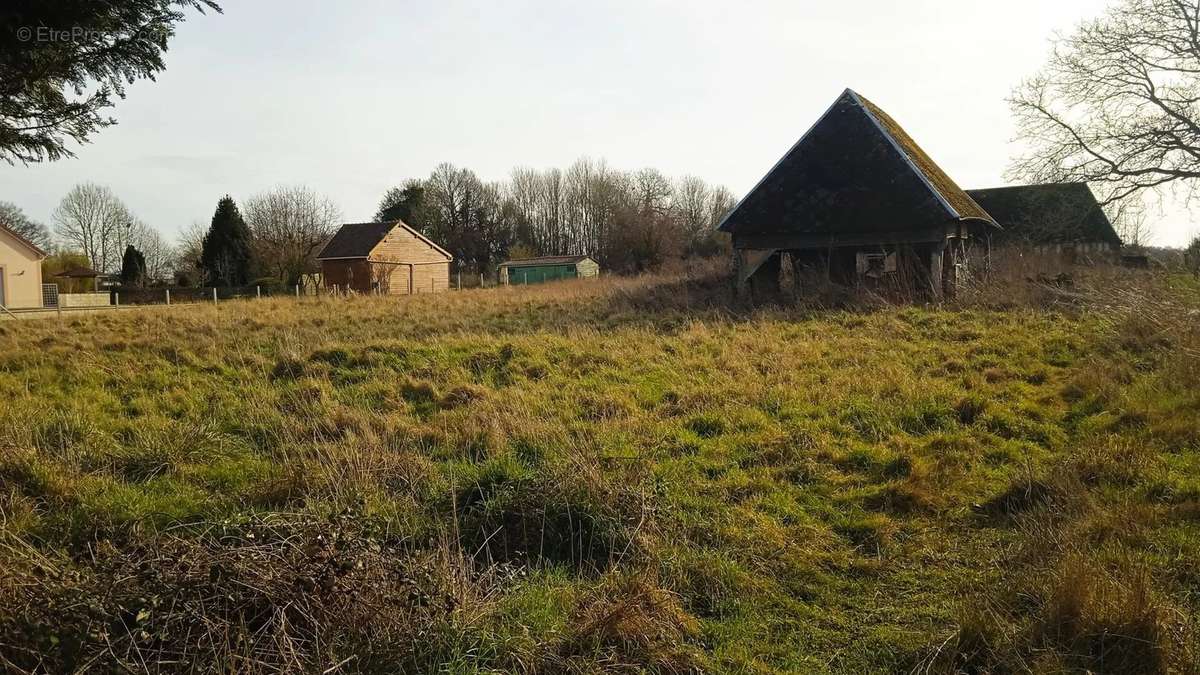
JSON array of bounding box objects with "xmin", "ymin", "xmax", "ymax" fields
[
  {"xmin": 718, "ymin": 89, "xmax": 997, "ymax": 300},
  {"xmin": 499, "ymin": 255, "xmax": 599, "ymax": 285},
  {"xmin": 316, "ymin": 220, "xmax": 452, "ymax": 295},
  {"xmin": 0, "ymin": 222, "xmax": 48, "ymax": 310},
  {"xmin": 965, "ymin": 183, "xmax": 1121, "ymax": 260}
]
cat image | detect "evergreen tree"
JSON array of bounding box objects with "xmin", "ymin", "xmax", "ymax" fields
[
  {"xmin": 1, "ymin": 1, "xmax": 221, "ymax": 164},
  {"xmin": 374, "ymin": 180, "xmax": 427, "ymax": 225},
  {"xmin": 200, "ymin": 196, "xmax": 253, "ymax": 286},
  {"xmin": 119, "ymin": 244, "xmax": 147, "ymax": 286}
]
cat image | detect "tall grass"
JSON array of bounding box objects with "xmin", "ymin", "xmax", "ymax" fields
[{"xmin": 0, "ymin": 261, "xmax": 1196, "ymax": 673}]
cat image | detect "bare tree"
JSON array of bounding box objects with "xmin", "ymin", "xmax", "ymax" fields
[
  {"xmin": 133, "ymin": 224, "xmax": 176, "ymax": 282},
  {"xmin": 176, "ymin": 221, "xmax": 206, "ymax": 274},
  {"xmin": 244, "ymin": 185, "xmax": 340, "ymax": 286},
  {"xmin": 52, "ymin": 183, "xmax": 131, "ymax": 272},
  {"xmin": 1106, "ymin": 197, "xmax": 1151, "ymax": 248},
  {"xmin": 673, "ymin": 176, "xmax": 712, "ymax": 249},
  {"xmin": 632, "ymin": 168, "xmax": 673, "ymax": 216},
  {"xmin": 1187, "ymin": 233, "xmax": 1200, "ymax": 274},
  {"xmin": 708, "ymin": 185, "xmax": 737, "ymax": 229},
  {"xmin": 1009, "ymin": 0, "xmax": 1200, "ymax": 217},
  {"xmin": 380, "ymin": 157, "xmax": 735, "ymax": 272},
  {"xmin": 0, "ymin": 201, "xmax": 52, "ymax": 249}
]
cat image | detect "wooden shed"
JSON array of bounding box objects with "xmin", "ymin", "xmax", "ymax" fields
[
  {"xmin": 316, "ymin": 220, "xmax": 452, "ymax": 295},
  {"xmin": 719, "ymin": 89, "xmax": 997, "ymax": 300},
  {"xmin": 499, "ymin": 255, "xmax": 599, "ymax": 285}
]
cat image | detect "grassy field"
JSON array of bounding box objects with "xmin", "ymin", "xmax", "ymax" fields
[{"xmin": 1, "ymin": 265, "xmax": 1198, "ymax": 673}]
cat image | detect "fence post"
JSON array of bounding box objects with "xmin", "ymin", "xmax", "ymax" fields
[
  {"xmin": 165, "ymin": 289, "xmax": 171, "ymax": 306},
  {"xmin": 256, "ymin": 285, "xmax": 261, "ymax": 299},
  {"xmin": 457, "ymin": 271, "xmax": 461, "ymax": 290},
  {"xmin": 114, "ymin": 292, "xmax": 120, "ymax": 307},
  {"xmin": 213, "ymin": 288, "xmax": 218, "ymax": 304},
  {"xmin": 295, "ymin": 284, "xmax": 300, "ymax": 299}
]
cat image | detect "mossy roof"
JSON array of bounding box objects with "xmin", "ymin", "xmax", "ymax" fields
[
  {"xmin": 718, "ymin": 89, "xmax": 996, "ymax": 237},
  {"xmin": 966, "ymin": 183, "xmax": 1122, "ymax": 247}
]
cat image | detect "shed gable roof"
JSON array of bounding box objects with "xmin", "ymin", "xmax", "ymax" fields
[
  {"xmin": 966, "ymin": 183, "xmax": 1122, "ymax": 247},
  {"xmin": 718, "ymin": 89, "xmax": 995, "ymax": 237},
  {"xmin": 317, "ymin": 220, "xmax": 452, "ymax": 261}
]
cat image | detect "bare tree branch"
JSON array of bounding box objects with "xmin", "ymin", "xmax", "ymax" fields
[{"xmin": 1009, "ymin": 0, "xmax": 1200, "ymax": 225}]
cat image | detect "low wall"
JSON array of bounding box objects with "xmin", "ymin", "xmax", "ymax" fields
[{"xmin": 60, "ymin": 293, "xmax": 111, "ymax": 308}]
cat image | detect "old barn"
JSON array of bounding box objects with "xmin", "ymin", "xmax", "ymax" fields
[
  {"xmin": 719, "ymin": 89, "xmax": 997, "ymax": 300},
  {"xmin": 966, "ymin": 183, "xmax": 1121, "ymax": 261},
  {"xmin": 317, "ymin": 221, "xmax": 452, "ymax": 295}
]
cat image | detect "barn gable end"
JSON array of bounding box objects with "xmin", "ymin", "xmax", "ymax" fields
[
  {"xmin": 317, "ymin": 220, "xmax": 452, "ymax": 295},
  {"xmin": 718, "ymin": 89, "xmax": 995, "ymax": 241},
  {"xmin": 719, "ymin": 89, "xmax": 995, "ymax": 301}
]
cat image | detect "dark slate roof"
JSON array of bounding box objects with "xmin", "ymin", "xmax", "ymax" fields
[
  {"xmin": 966, "ymin": 183, "xmax": 1122, "ymax": 247},
  {"xmin": 718, "ymin": 89, "xmax": 996, "ymax": 236},
  {"xmin": 316, "ymin": 221, "xmax": 396, "ymax": 259},
  {"xmin": 498, "ymin": 255, "xmax": 594, "ymax": 268}
]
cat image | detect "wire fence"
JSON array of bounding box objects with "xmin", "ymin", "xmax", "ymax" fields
[{"xmin": 111, "ymin": 284, "xmax": 319, "ymax": 306}]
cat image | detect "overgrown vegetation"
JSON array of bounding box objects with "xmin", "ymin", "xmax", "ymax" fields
[{"xmin": 0, "ymin": 262, "xmax": 1197, "ymax": 673}]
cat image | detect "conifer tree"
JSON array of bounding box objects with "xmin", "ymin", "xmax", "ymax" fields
[
  {"xmin": 119, "ymin": 244, "xmax": 147, "ymax": 286},
  {"xmin": 200, "ymin": 196, "xmax": 253, "ymax": 286}
]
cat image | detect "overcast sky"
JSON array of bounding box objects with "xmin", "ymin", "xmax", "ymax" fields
[{"xmin": 2, "ymin": 0, "xmax": 1195, "ymax": 246}]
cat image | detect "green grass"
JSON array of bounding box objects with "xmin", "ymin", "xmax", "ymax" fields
[{"xmin": 0, "ymin": 269, "xmax": 1197, "ymax": 673}]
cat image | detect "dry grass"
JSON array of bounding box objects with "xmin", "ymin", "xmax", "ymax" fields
[{"xmin": 0, "ymin": 260, "xmax": 1197, "ymax": 673}]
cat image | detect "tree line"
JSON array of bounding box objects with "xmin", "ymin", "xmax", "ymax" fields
[
  {"xmin": 0, "ymin": 183, "xmax": 342, "ymax": 290},
  {"xmin": 2, "ymin": 156, "xmax": 735, "ymax": 293},
  {"xmin": 376, "ymin": 158, "xmax": 735, "ymax": 274}
]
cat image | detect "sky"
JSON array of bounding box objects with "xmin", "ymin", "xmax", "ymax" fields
[{"xmin": 2, "ymin": 0, "xmax": 1195, "ymax": 247}]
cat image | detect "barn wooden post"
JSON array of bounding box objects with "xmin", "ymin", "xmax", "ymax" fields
[
  {"xmin": 929, "ymin": 241, "xmax": 945, "ymax": 303},
  {"xmin": 734, "ymin": 249, "xmax": 746, "ymax": 300},
  {"xmin": 734, "ymin": 248, "xmax": 780, "ymax": 301},
  {"xmin": 165, "ymin": 289, "xmax": 171, "ymax": 306}
]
